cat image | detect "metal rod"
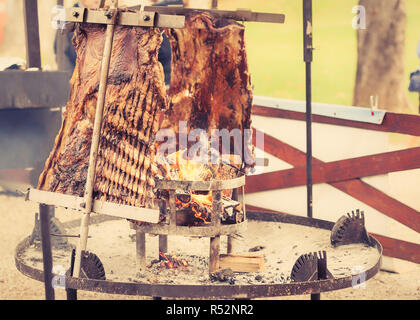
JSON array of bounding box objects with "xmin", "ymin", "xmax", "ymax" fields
[
  {"xmin": 303, "ymin": 0, "xmax": 313, "ymax": 218},
  {"xmin": 211, "ymin": 0, "xmax": 218, "ymax": 9},
  {"xmin": 73, "ymin": 0, "xmax": 119, "ymax": 278},
  {"xmin": 128, "ymin": 6, "xmax": 285, "ymax": 24},
  {"xmin": 39, "ymin": 204, "xmax": 55, "ymax": 300}
]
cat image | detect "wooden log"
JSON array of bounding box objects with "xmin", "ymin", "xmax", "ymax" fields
[
  {"xmin": 175, "ymin": 208, "xmax": 206, "ymax": 226},
  {"xmin": 219, "ymin": 254, "xmax": 265, "ymax": 273}
]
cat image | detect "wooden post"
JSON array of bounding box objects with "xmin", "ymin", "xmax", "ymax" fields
[
  {"xmin": 23, "ymin": 0, "xmax": 41, "ymax": 68},
  {"xmin": 73, "ymin": 0, "xmax": 119, "ymax": 278}
]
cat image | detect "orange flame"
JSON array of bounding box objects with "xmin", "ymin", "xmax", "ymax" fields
[
  {"xmin": 163, "ymin": 149, "xmax": 216, "ymax": 224},
  {"xmin": 159, "ymin": 252, "xmax": 188, "ymax": 269}
]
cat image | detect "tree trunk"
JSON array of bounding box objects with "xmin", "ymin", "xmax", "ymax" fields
[{"xmin": 353, "ymin": 0, "xmax": 412, "ymax": 113}]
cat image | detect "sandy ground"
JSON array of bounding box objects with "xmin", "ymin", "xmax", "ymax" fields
[{"xmin": 1, "ymin": 190, "xmax": 420, "ymax": 300}]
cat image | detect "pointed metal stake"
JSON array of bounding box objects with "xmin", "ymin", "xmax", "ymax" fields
[{"xmin": 73, "ymin": 0, "xmax": 119, "ymax": 278}]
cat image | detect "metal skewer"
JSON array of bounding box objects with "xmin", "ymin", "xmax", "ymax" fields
[{"xmin": 73, "ymin": 0, "xmax": 119, "ymax": 278}]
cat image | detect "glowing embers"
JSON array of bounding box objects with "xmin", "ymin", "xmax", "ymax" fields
[{"xmin": 148, "ymin": 252, "xmax": 189, "ymax": 269}]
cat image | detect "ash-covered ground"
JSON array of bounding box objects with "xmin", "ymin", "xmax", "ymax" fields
[{"xmin": 20, "ymin": 216, "xmax": 380, "ymax": 287}]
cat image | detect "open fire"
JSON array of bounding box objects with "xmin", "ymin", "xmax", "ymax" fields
[
  {"xmin": 155, "ymin": 252, "xmax": 189, "ymax": 269},
  {"xmin": 157, "ymin": 149, "xmax": 243, "ymax": 226}
]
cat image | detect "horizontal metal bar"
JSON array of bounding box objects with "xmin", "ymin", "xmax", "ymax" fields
[
  {"xmin": 155, "ymin": 175, "xmax": 245, "ymax": 191},
  {"xmin": 253, "ymin": 96, "xmax": 386, "ymax": 125},
  {"xmin": 26, "ymin": 189, "xmax": 159, "ymax": 224},
  {"xmin": 129, "ymin": 6, "xmax": 285, "ymax": 24},
  {"xmin": 50, "ymin": 233, "xmax": 92, "ymax": 239},
  {"xmin": 62, "ymin": 8, "xmax": 185, "ymax": 28},
  {"xmin": 131, "ymin": 220, "xmax": 247, "ymax": 237}
]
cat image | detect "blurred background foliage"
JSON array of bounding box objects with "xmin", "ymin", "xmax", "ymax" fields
[
  {"xmin": 0, "ymin": 0, "xmax": 419, "ymax": 112},
  {"xmin": 220, "ymin": 0, "xmax": 420, "ymax": 113}
]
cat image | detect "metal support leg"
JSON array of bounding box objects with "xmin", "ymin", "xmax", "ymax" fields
[
  {"xmin": 66, "ymin": 249, "xmax": 77, "ymax": 300},
  {"xmin": 159, "ymin": 235, "xmax": 168, "ymax": 255},
  {"xmin": 136, "ymin": 230, "xmax": 146, "ymax": 272},
  {"xmin": 209, "ymin": 236, "xmax": 220, "ymax": 273},
  {"xmin": 311, "ymin": 293, "xmax": 320, "ymax": 300},
  {"xmin": 227, "ymin": 236, "xmax": 235, "ymax": 254},
  {"xmin": 210, "ymin": 190, "xmax": 222, "ymax": 274},
  {"xmin": 39, "ymin": 204, "xmax": 55, "ymax": 300},
  {"xmin": 303, "ymin": 0, "xmax": 313, "ymax": 218},
  {"xmin": 227, "ymin": 188, "xmax": 239, "ymax": 254}
]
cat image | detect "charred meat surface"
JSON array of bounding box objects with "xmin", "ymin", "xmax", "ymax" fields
[
  {"xmin": 162, "ymin": 13, "xmax": 255, "ymax": 170},
  {"xmin": 38, "ymin": 24, "xmax": 168, "ymax": 208}
]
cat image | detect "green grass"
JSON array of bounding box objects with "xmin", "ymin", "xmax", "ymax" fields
[{"xmin": 220, "ymin": 0, "xmax": 420, "ymax": 112}]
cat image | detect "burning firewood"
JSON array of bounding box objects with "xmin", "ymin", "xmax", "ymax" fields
[
  {"xmin": 158, "ymin": 187, "xmax": 243, "ymax": 226},
  {"xmin": 148, "ymin": 252, "xmax": 189, "ymax": 269}
]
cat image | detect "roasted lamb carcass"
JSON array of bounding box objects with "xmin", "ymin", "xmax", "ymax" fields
[
  {"xmin": 38, "ymin": 24, "xmax": 168, "ymax": 208},
  {"xmin": 161, "ymin": 12, "xmax": 255, "ymax": 172}
]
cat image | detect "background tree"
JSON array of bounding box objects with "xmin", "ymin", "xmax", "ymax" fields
[{"xmin": 353, "ymin": 0, "xmax": 412, "ymax": 113}]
